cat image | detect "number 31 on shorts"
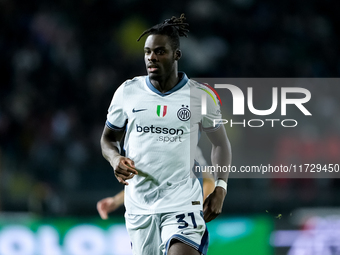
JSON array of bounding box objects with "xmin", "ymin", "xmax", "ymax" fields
[{"xmin": 176, "ymin": 212, "xmax": 197, "ymax": 229}]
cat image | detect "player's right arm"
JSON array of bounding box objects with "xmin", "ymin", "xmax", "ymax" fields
[{"xmin": 100, "ymin": 126, "xmax": 138, "ymax": 185}]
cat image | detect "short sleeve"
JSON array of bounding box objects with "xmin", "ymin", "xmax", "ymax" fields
[
  {"xmin": 201, "ymin": 88, "xmax": 222, "ymax": 132},
  {"xmin": 106, "ymin": 83, "xmax": 128, "ymax": 130}
]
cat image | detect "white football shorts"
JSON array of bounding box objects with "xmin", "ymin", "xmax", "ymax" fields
[{"xmin": 125, "ymin": 210, "xmax": 209, "ymax": 255}]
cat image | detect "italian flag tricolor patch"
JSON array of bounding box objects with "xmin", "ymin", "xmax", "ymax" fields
[{"xmin": 157, "ymin": 105, "xmax": 167, "ymax": 117}]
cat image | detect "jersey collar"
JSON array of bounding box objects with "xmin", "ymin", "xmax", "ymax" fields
[{"xmin": 145, "ymin": 72, "xmax": 188, "ymax": 97}]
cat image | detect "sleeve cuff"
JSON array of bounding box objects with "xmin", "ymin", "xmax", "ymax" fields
[
  {"xmin": 202, "ymin": 124, "xmax": 221, "ymax": 133},
  {"xmin": 105, "ymin": 120, "xmax": 126, "ymax": 131}
]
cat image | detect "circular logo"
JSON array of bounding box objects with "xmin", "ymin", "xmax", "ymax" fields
[{"xmin": 177, "ymin": 105, "xmax": 191, "ymax": 121}]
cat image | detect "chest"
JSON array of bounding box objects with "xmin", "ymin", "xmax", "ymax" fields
[{"xmin": 125, "ymin": 93, "xmax": 195, "ymax": 127}]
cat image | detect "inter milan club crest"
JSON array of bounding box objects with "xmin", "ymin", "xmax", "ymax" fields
[
  {"xmin": 157, "ymin": 105, "xmax": 167, "ymax": 117},
  {"xmin": 177, "ymin": 105, "xmax": 191, "ymax": 121}
]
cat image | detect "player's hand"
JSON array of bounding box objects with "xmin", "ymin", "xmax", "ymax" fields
[
  {"xmin": 111, "ymin": 156, "xmax": 138, "ymax": 185},
  {"xmin": 97, "ymin": 197, "xmax": 119, "ymax": 220},
  {"xmin": 203, "ymin": 186, "xmax": 226, "ymax": 222}
]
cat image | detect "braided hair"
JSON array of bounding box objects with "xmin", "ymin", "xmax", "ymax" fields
[{"xmin": 137, "ymin": 13, "xmax": 189, "ymax": 50}]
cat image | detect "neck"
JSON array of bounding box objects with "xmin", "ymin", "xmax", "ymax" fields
[{"xmin": 150, "ymin": 72, "xmax": 179, "ymax": 94}]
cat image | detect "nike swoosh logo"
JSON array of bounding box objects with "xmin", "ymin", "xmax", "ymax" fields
[{"xmin": 132, "ymin": 108, "xmax": 147, "ymax": 113}]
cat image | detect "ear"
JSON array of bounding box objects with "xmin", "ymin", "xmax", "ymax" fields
[{"xmin": 175, "ymin": 50, "xmax": 182, "ymax": 60}]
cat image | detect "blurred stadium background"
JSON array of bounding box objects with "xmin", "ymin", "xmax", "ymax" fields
[{"xmin": 0, "ymin": 0, "xmax": 340, "ymax": 254}]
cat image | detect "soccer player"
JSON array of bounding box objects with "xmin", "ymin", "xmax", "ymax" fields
[{"xmin": 100, "ymin": 14, "xmax": 231, "ymax": 255}]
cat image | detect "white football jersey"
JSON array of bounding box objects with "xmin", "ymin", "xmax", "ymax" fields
[{"xmin": 106, "ymin": 72, "xmax": 221, "ymax": 214}]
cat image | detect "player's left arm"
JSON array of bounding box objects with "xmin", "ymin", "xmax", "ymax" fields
[
  {"xmin": 203, "ymin": 125, "xmax": 231, "ymax": 222},
  {"xmin": 97, "ymin": 190, "xmax": 125, "ymax": 220}
]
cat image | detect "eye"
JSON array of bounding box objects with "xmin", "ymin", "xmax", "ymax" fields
[
  {"xmin": 156, "ymin": 49, "xmax": 165, "ymax": 55},
  {"xmin": 144, "ymin": 49, "xmax": 151, "ymax": 54}
]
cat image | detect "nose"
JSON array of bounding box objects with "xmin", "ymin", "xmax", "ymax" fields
[{"xmin": 148, "ymin": 51, "xmax": 157, "ymax": 62}]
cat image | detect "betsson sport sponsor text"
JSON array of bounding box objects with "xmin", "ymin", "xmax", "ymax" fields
[{"xmin": 136, "ymin": 124, "xmax": 183, "ymax": 143}]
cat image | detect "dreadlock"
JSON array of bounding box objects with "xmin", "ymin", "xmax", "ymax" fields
[{"xmin": 137, "ymin": 13, "xmax": 189, "ymax": 50}]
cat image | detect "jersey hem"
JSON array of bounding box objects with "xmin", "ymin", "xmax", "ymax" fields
[{"xmin": 125, "ymin": 205, "xmax": 203, "ymax": 215}]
